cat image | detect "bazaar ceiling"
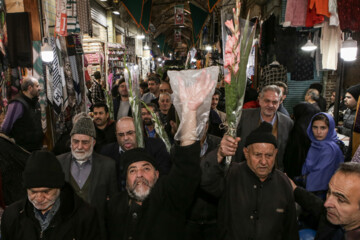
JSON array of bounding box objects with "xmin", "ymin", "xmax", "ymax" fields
[{"xmin": 100, "ymin": 0, "xmax": 266, "ymax": 55}]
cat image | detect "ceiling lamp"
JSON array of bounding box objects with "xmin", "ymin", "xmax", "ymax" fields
[
  {"xmin": 341, "ymin": 36, "xmax": 358, "ymax": 62},
  {"xmin": 157, "ymin": 58, "xmax": 162, "ymax": 62},
  {"xmin": 205, "ymin": 45, "xmax": 212, "ymax": 51},
  {"xmin": 144, "ymin": 43, "xmax": 150, "ymax": 50},
  {"xmin": 301, "ymin": 40, "xmax": 317, "ymax": 52},
  {"xmin": 113, "ymin": 11, "xmax": 120, "ymax": 15},
  {"xmin": 137, "ymin": 34, "xmax": 145, "ymax": 39},
  {"xmin": 41, "ymin": 41, "xmax": 54, "ymax": 63}
]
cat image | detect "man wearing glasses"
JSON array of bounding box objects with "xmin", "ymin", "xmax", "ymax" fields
[
  {"xmin": 100, "ymin": 116, "xmax": 171, "ymax": 192},
  {"xmin": 57, "ymin": 114, "xmax": 118, "ymax": 239}
]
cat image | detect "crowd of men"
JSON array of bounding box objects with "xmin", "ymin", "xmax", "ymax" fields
[{"xmin": 0, "ymin": 74, "xmax": 360, "ymax": 240}]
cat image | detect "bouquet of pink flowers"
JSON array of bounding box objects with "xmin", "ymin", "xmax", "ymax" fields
[{"xmin": 223, "ymin": 0, "xmax": 257, "ymax": 169}]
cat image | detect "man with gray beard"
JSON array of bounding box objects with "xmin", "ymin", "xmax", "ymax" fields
[
  {"xmin": 106, "ymin": 71, "xmax": 215, "ymax": 240},
  {"xmin": 57, "ymin": 114, "xmax": 118, "ymax": 239}
]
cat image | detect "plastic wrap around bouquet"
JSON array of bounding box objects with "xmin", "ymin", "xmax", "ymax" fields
[
  {"xmin": 168, "ymin": 66, "xmax": 219, "ymax": 142},
  {"xmin": 124, "ymin": 62, "xmax": 144, "ymax": 148}
]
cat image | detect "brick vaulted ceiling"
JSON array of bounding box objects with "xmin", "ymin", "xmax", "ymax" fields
[{"xmin": 150, "ymin": 0, "xmax": 213, "ymax": 53}]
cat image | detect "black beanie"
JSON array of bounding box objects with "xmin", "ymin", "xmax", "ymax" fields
[
  {"xmin": 123, "ymin": 148, "xmax": 158, "ymax": 172},
  {"xmin": 245, "ymin": 122, "xmax": 277, "ymax": 148},
  {"xmin": 23, "ymin": 151, "xmax": 65, "ymax": 189},
  {"xmin": 346, "ymin": 84, "xmax": 360, "ymax": 101}
]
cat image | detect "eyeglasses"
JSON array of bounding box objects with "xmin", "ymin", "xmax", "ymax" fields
[{"xmin": 117, "ymin": 130, "xmax": 136, "ymax": 138}]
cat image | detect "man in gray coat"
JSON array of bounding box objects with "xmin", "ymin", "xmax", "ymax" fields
[
  {"xmin": 221, "ymin": 85, "xmax": 293, "ymax": 170},
  {"xmin": 57, "ymin": 114, "xmax": 117, "ymax": 238}
]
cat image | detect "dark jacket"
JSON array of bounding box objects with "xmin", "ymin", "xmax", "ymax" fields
[
  {"xmin": 235, "ymin": 108, "xmax": 293, "ymax": 170},
  {"xmin": 294, "ymin": 187, "xmax": 347, "ymax": 240},
  {"xmin": 100, "ymin": 137, "xmax": 172, "ymax": 191},
  {"xmin": 94, "ymin": 120, "xmax": 117, "ymax": 152},
  {"xmin": 201, "ymin": 151, "xmax": 299, "ymax": 240},
  {"xmin": 9, "ymin": 93, "xmax": 43, "ymax": 152},
  {"xmin": 106, "ymin": 141, "xmax": 201, "ymax": 240},
  {"xmin": 187, "ymin": 134, "xmax": 221, "ymax": 223},
  {"xmin": 113, "ymin": 96, "xmax": 132, "ymax": 121},
  {"xmin": 1, "ymin": 183, "xmax": 100, "ymax": 240}
]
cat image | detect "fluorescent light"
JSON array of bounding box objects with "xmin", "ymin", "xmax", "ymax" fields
[
  {"xmin": 113, "ymin": 11, "xmax": 120, "ymax": 15},
  {"xmin": 41, "ymin": 42, "xmax": 54, "ymax": 62},
  {"xmin": 205, "ymin": 45, "xmax": 212, "ymax": 51},
  {"xmin": 341, "ymin": 36, "xmax": 357, "ymax": 61},
  {"xmin": 301, "ymin": 40, "xmax": 317, "ymax": 51},
  {"xmin": 137, "ymin": 34, "xmax": 145, "ymax": 39}
]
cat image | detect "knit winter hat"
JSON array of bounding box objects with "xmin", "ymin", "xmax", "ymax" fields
[
  {"xmin": 123, "ymin": 148, "xmax": 158, "ymax": 172},
  {"xmin": 245, "ymin": 122, "xmax": 278, "ymax": 148},
  {"xmin": 70, "ymin": 115, "xmax": 96, "ymax": 138},
  {"xmin": 346, "ymin": 84, "xmax": 360, "ymax": 101},
  {"xmin": 23, "ymin": 151, "xmax": 65, "ymax": 188}
]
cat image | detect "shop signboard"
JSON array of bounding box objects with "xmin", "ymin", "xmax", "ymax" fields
[{"xmin": 174, "ymin": 5, "xmax": 184, "ymax": 25}]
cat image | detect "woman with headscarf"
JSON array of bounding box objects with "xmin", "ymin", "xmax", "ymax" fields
[{"xmin": 302, "ymin": 112, "xmax": 344, "ymax": 200}]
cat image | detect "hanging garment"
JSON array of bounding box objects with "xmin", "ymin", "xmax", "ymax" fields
[
  {"xmin": 6, "ymin": 13, "xmax": 32, "ymax": 68},
  {"xmin": 77, "ymin": 0, "xmax": 92, "ymax": 35},
  {"xmin": 290, "ymin": 32, "xmax": 314, "ymax": 81},
  {"xmin": 260, "ymin": 14, "xmax": 277, "ymax": 67},
  {"xmin": 305, "ymin": 0, "xmax": 324, "ymax": 27},
  {"xmin": 310, "ymin": 29, "xmax": 323, "ymax": 77},
  {"xmin": 54, "ymin": 0, "xmax": 67, "ymax": 36},
  {"xmin": 337, "ymin": 0, "xmax": 360, "ymax": 31},
  {"xmin": 275, "ymin": 27, "xmax": 297, "ymax": 73},
  {"xmin": 66, "ymin": 35, "xmax": 81, "ymax": 105},
  {"xmin": 328, "ymin": 0, "xmax": 339, "ymax": 26},
  {"xmin": 66, "ymin": 0, "xmax": 80, "ymax": 33},
  {"xmin": 309, "ymin": 0, "xmax": 330, "ymax": 17},
  {"xmin": 320, "ymin": 20, "xmax": 341, "ymax": 70},
  {"xmin": 59, "ymin": 37, "xmax": 76, "ymax": 108},
  {"xmin": 49, "ymin": 37, "xmax": 63, "ymax": 114},
  {"xmin": 283, "ymin": 0, "xmax": 308, "ymax": 27},
  {"xmin": 32, "ymin": 41, "xmax": 47, "ymax": 133},
  {"xmin": 260, "ymin": 64, "xmax": 287, "ymax": 88}
]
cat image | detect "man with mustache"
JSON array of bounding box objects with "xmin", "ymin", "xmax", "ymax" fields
[
  {"xmin": 100, "ymin": 116, "xmax": 171, "ymax": 191},
  {"xmin": 201, "ymin": 122, "xmax": 299, "ymax": 240},
  {"xmin": 141, "ymin": 103, "xmax": 158, "ymax": 138},
  {"xmin": 223, "ymin": 84, "xmax": 293, "ymax": 170},
  {"xmin": 106, "ymin": 70, "xmax": 215, "ymax": 240},
  {"xmin": 1, "ymin": 151, "xmax": 100, "ymax": 239},
  {"xmin": 289, "ymin": 162, "xmax": 360, "ymax": 240},
  {"xmin": 92, "ymin": 102, "xmax": 116, "ymax": 152},
  {"xmin": 57, "ymin": 114, "xmax": 117, "ymax": 239}
]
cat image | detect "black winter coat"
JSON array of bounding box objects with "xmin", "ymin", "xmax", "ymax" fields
[
  {"xmin": 106, "ymin": 142, "xmax": 201, "ymax": 240},
  {"xmin": 1, "ymin": 183, "xmax": 101, "ymax": 240}
]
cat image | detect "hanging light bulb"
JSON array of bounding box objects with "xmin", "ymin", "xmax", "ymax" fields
[
  {"xmin": 41, "ymin": 41, "xmax": 54, "ymax": 62},
  {"xmin": 301, "ymin": 40, "xmax": 317, "ymax": 52},
  {"xmin": 144, "ymin": 42, "xmax": 150, "ymax": 50},
  {"xmin": 341, "ymin": 36, "xmax": 358, "ymax": 62}
]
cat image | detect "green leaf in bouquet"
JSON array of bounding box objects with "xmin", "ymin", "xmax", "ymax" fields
[{"xmin": 124, "ymin": 54, "xmax": 144, "ymax": 148}]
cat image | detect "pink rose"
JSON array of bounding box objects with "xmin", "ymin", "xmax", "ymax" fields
[
  {"xmin": 225, "ymin": 20, "xmax": 235, "ymax": 34},
  {"xmin": 224, "ymin": 73, "xmax": 231, "ymax": 84}
]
